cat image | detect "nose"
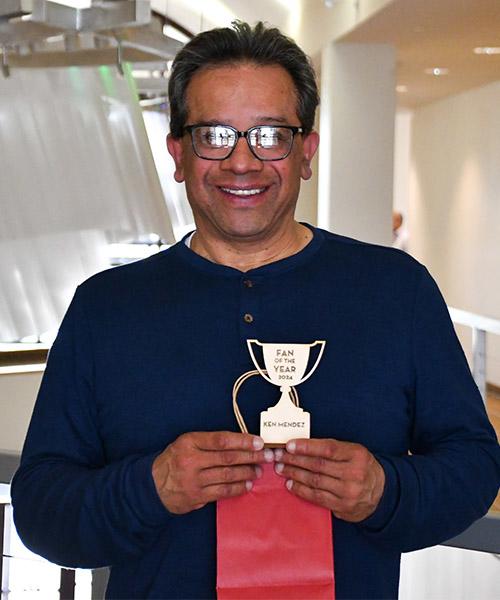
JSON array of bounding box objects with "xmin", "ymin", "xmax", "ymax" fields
[{"xmin": 220, "ymin": 136, "xmax": 264, "ymax": 174}]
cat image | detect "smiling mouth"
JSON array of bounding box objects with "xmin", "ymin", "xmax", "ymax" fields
[{"xmin": 219, "ymin": 187, "xmax": 267, "ymax": 197}]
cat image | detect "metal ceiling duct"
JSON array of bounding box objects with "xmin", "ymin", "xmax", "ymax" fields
[
  {"xmin": 0, "ymin": 1, "xmax": 189, "ymax": 341},
  {"xmin": 0, "ymin": 1, "xmax": 183, "ymax": 70},
  {"xmin": 30, "ymin": 0, "xmax": 150, "ymax": 32}
]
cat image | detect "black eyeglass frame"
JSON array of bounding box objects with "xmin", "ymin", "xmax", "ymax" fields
[{"xmin": 184, "ymin": 124, "xmax": 304, "ymax": 161}]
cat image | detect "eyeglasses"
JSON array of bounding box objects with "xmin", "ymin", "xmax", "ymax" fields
[{"xmin": 184, "ymin": 124, "xmax": 304, "ymax": 161}]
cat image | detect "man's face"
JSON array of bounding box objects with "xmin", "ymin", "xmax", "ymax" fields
[{"xmin": 167, "ymin": 63, "xmax": 319, "ymax": 243}]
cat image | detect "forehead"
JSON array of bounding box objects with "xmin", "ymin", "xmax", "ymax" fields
[{"xmin": 185, "ymin": 63, "xmax": 299, "ymax": 126}]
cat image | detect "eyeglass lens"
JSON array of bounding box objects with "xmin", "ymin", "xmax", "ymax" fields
[{"xmin": 191, "ymin": 126, "xmax": 294, "ymax": 160}]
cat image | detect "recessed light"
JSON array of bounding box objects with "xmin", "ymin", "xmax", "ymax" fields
[
  {"xmin": 131, "ymin": 69, "xmax": 151, "ymax": 79},
  {"xmin": 424, "ymin": 67, "xmax": 449, "ymax": 76},
  {"xmin": 396, "ymin": 85, "xmax": 408, "ymax": 93},
  {"xmin": 45, "ymin": 35, "xmax": 65, "ymax": 43},
  {"xmin": 50, "ymin": 0, "xmax": 92, "ymax": 7},
  {"xmin": 474, "ymin": 47, "xmax": 500, "ymax": 55}
]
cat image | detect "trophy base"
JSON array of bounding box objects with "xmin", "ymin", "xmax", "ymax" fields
[{"xmin": 260, "ymin": 405, "xmax": 310, "ymax": 446}]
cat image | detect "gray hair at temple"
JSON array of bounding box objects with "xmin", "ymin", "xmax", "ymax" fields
[{"xmin": 168, "ymin": 21, "xmax": 320, "ymax": 138}]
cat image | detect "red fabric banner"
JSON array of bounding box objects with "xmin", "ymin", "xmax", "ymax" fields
[{"xmin": 217, "ymin": 463, "xmax": 335, "ymax": 599}]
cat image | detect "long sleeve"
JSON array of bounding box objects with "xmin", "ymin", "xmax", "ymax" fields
[
  {"xmin": 359, "ymin": 267, "xmax": 500, "ymax": 551},
  {"xmin": 10, "ymin": 287, "xmax": 172, "ymax": 568},
  {"xmin": 8, "ymin": 231, "xmax": 500, "ymax": 600}
]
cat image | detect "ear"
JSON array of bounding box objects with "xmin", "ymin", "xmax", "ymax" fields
[
  {"xmin": 300, "ymin": 131, "xmax": 320, "ymax": 181},
  {"xmin": 167, "ymin": 133, "xmax": 186, "ymax": 183}
]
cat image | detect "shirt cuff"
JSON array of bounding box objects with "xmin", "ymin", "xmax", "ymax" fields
[
  {"xmin": 126, "ymin": 452, "xmax": 173, "ymax": 527},
  {"xmin": 359, "ymin": 455, "xmax": 400, "ymax": 532}
]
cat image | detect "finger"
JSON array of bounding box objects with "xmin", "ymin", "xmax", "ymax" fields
[
  {"xmin": 186, "ymin": 446, "xmax": 273, "ymax": 472},
  {"xmin": 166, "ymin": 441, "xmax": 272, "ymax": 477},
  {"xmin": 285, "ymin": 478, "xmax": 339, "ymax": 511},
  {"xmin": 201, "ymin": 447, "xmax": 273, "ymax": 470},
  {"xmin": 191, "ymin": 431, "xmax": 265, "ymax": 452},
  {"xmin": 286, "ymin": 477, "xmax": 374, "ymax": 522},
  {"xmin": 286, "ymin": 438, "xmax": 361, "ymax": 461},
  {"xmin": 200, "ymin": 480, "xmax": 255, "ymax": 504},
  {"xmin": 276, "ymin": 462, "xmax": 343, "ymax": 495},
  {"xmin": 277, "ymin": 453, "xmax": 362, "ymax": 482},
  {"xmin": 286, "ymin": 465, "xmax": 366, "ymax": 500},
  {"xmin": 277, "ymin": 452, "xmax": 340, "ymax": 476},
  {"xmin": 199, "ymin": 464, "xmax": 262, "ymax": 487}
]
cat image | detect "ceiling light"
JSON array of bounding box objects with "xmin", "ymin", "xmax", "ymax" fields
[
  {"xmin": 474, "ymin": 47, "xmax": 500, "ymax": 55},
  {"xmin": 424, "ymin": 67, "xmax": 449, "ymax": 76},
  {"xmin": 50, "ymin": 0, "xmax": 92, "ymax": 7},
  {"xmin": 45, "ymin": 35, "xmax": 65, "ymax": 43},
  {"xmin": 396, "ymin": 85, "xmax": 408, "ymax": 93},
  {"xmin": 131, "ymin": 69, "xmax": 151, "ymax": 79},
  {"xmin": 0, "ymin": 364, "xmax": 46, "ymax": 375}
]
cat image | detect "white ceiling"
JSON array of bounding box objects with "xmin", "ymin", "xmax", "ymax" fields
[
  {"xmin": 341, "ymin": 0, "xmax": 500, "ymax": 108},
  {"xmin": 153, "ymin": 0, "xmax": 500, "ymax": 109}
]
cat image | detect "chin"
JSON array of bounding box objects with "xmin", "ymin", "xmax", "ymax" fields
[{"xmin": 218, "ymin": 223, "xmax": 272, "ymax": 240}]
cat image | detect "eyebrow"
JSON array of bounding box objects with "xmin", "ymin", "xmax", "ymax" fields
[
  {"xmin": 190, "ymin": 117, "xmax": 291, "ymax": 128},
  {"xmin": 254, "ymin": 116, "xmax": 289, "ymax": 124}
]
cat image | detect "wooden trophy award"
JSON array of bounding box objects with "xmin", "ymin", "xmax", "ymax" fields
[{"xmin": 233, "ymin": 340, "xmax": 326, "ymax": 447}]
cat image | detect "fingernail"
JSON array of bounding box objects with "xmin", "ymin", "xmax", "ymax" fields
[
  {"xmin": 286, "ymin": 441, "xmax": 296, "ymax": 453},
  {"xmin": 253, "ymin": 437, "xmax": 264, "ymax": 451},
  {"xmin": 264, "ymin": 448, "xmax": 274, "ymax": 463},
  {"xmin": 274, "ymin": 448, "xmax": 284, "ymax": 461},
  {"xmin": 245, "ymin": 480, "xmax": 253, "ymax": 491},
  {"xmin": 255, "ymin": 465, "xmax": 262, "ymax": 478},
  {"xmin": 275, "ymin": 462, "xmax": 284, "ymax": 474},
  {"xmin": 286, "ymin": 479, "xmax": 293, "ymax": 490}
]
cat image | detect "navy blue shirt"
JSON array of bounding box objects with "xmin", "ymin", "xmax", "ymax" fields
[{"xmin": 12, "ymin": 226, "xmax": 500, "ymax": 599}]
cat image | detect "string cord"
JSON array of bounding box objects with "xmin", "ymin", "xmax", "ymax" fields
[{"xmin": 232, "ymin": 370, "xmax": 299, "ymax": 433}]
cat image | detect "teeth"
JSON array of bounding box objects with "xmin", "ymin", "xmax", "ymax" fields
[{"xmin": 221, "ymin": 187, "xmax": 264, "ymax": 196}]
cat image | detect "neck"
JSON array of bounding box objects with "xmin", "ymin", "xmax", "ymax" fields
[{"xmin": 190, "ymin": 222, "xmax": 313, "ymax": 271}]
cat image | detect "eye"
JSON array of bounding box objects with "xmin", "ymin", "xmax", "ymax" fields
[
  {"xmin": 251, "ymin": 127, "xmax": 288, "ymax": 148},
  {"xmin": 200, "ymin": 126, "xmax": 234, "ymax": 147}
]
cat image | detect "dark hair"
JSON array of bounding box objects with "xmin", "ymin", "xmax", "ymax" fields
[{"xmin": 168, "ymin": 21, "xmax": 319, "ymax": 138}]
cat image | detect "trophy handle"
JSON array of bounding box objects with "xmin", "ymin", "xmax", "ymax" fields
[
  {"xmin": 296, "ymin": 340, "xmax": 326, "ymax": 385},
  {"xmin": 246, "ymin": 339, "xmax": 275, "ymax": 385}
]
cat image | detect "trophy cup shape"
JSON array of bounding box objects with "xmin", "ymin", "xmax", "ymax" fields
[{"xmin": 246, "ymin": 340, "xmax": 326, "ymax": 446}]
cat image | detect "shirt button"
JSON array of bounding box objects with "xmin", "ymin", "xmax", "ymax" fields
[
  {"xmin": 243, "ymin": 279, "xmax": 254, "ymax": 288},
  {"xmin": 243, "ymin": 313, "xmax": 254, "ymax": 324}
]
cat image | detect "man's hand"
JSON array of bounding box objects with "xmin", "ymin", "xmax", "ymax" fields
[
  {"xmin": 152, "ymin": 431, "xmax": 272, "ymax": 514},
  {"xmin": 274, "ymin": 438, "xmax": 385, "ymax": 522}
]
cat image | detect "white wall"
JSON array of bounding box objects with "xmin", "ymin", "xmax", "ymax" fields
[
  {"xmin": 400, "ymin": 545, "xmax": 500, "ymax": 600},
  {"xmin": 409, "ymin": 81, "xmax": 500, "ymax": 385},
  {"xmin": 294, "ymin": 0, "xmax": 393, "ymax": 58},
  {"xmin": 393, "ymin": 110, "xmax": 412, "ymax": 217},
  {"xmin": 0, "ymin": 372, "xmax": 42, "ymax": 454},
  {"xmin": 318, "ymin": 42, "xmax": 395, "ymax": 245}
]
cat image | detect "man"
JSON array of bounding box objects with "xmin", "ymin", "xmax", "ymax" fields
[
  {"xmin": 392, "ymin": 211, "xmax": 408, "ymax": 251},
  {"xmin": 11, "ymin": 21, "xmax": 500, "ymax": 600}
]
